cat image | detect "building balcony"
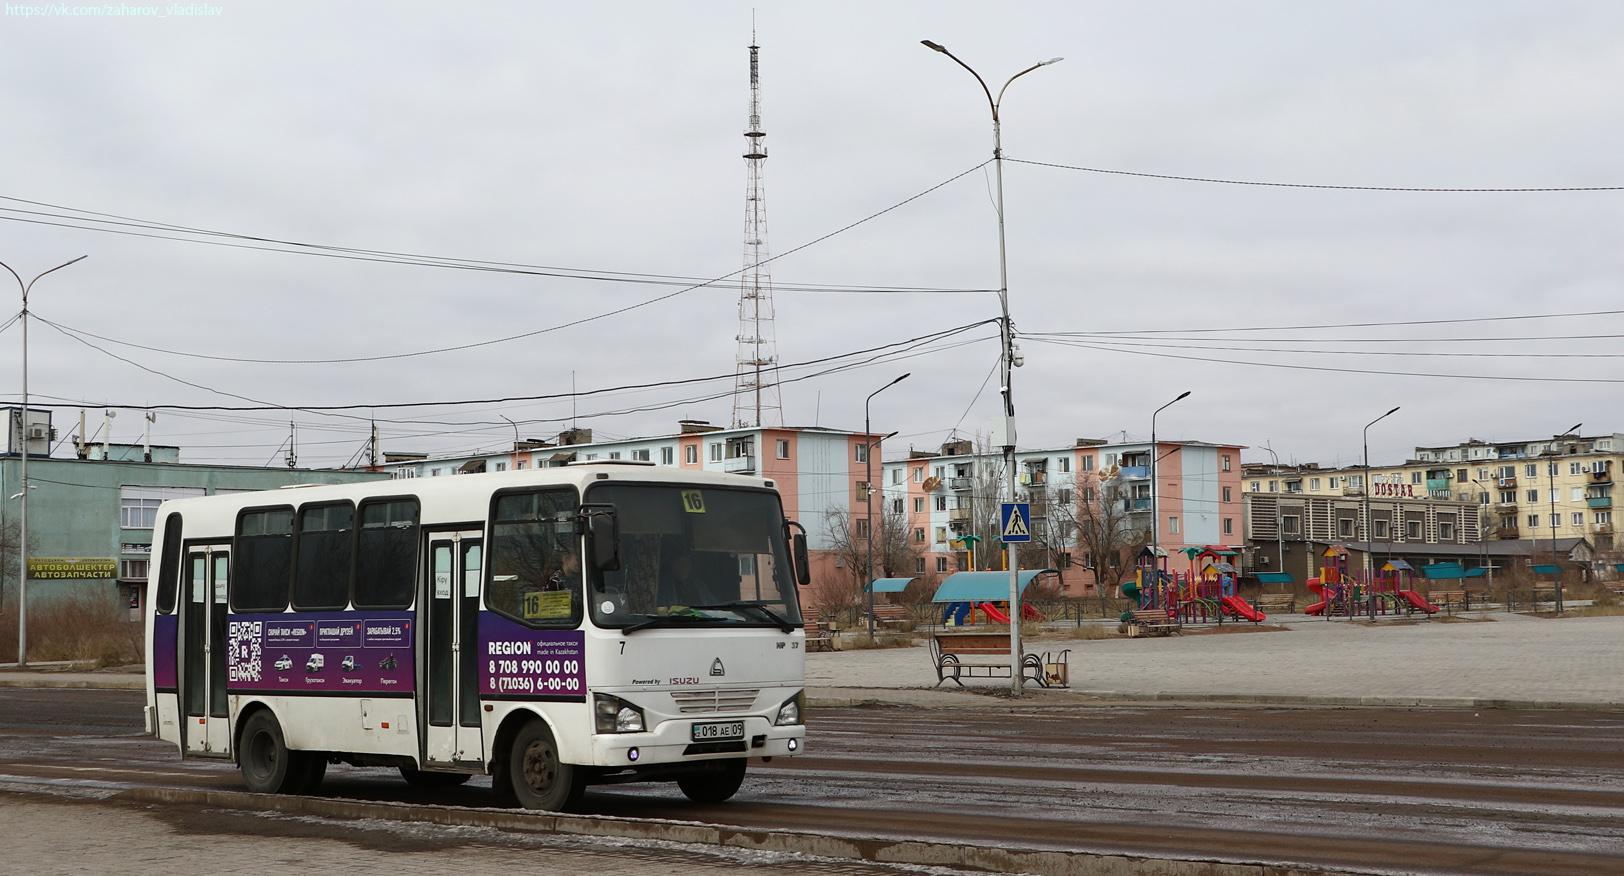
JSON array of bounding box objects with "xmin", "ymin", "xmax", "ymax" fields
[
  {"xmin": 1587, "ymin": 496, "xmax": 1613, "ymax": 509},
  {"xmin": 1591, "ymin": 469, "xmax": 1612, "ymax": 484},
  {"xmin": 1125, "ymin": 497, "xmax": 1152, "ymax": 512},
  {"xmin": 1494, "ymin": 501, "xmax": 1519, "ymax": 513},
  {"xmin": 1495, "ymin": 526, "xmax": 1521, "ymax": 539},
  {"xmin": 1342, "ymin": 487, "xmax": 1365, "ymax": 497},
  {"xmin": 1119, "ymin": 466, "xmax": 1150, "ymax": 480},
  {"xmin": 1498, "ymin": 477, "xmax": 1517, "ymax": 489},
  {"xmin": 948, "ymin": 507, "xmax": 972, "ymax": 522},
  {"xmin": 722, "ymin": 455, "xmax": 756, "ymax": 475},
  {"xmin": 1594, "ymin": 523, "xmax": 1615, "ymax": 535},
  {"xmin": 1019, "ymin": 471, "xmax": 1047, "ymax": 486},
  {"xmin": 948, "ymin": 476, "xmax": 974, "ymax": 491}
]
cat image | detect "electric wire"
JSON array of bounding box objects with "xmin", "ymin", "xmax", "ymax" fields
[{"xmin": 1009, "ymin": 157, "xmax": 1624, "ymax": 193}]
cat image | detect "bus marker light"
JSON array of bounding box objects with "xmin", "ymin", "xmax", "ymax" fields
[
  {"xmin": 381, "ymin": 722, "xmax": 389, "ymax": 729},
  {"xmin": 787, "ymin": 738, "xmax": 799, "ymax": 752},
  {"xmin": 484, "ymin": 704, "xmax": 493, "ymax": 712},
  {"xmin": 628, "ymin": 748, "xmax": 640, "ymax": 762}
]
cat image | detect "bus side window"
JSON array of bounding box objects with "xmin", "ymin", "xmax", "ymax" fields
[
  {"xmin": 354, "ymin": 499, "xmax": 419, "ymax": 610},
  {"xmin": 487, "ymin": 488, "xmax": 582, "ymax": 628},
  {"xmin": 155, "ymin": 512, "xmax": 183, "ymax": 614},
  {"xmin": 234, "ymin": 508, "xmax": 294, "ymax": 613}
]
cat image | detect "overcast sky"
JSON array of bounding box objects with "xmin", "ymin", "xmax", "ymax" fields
[{"xmin": 2, "ymin": 1, "xmax": 1622, "ymax": 470}]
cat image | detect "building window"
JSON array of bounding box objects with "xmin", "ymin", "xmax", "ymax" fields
[
  {"xmin": 1528, "ymin": 489, "xmax": 1539, "ymax": 503},
  {"xmin": 1329, "ymin": 476, "xmax": 1339, "ymax": 489},
  {"xmin": 709, "ymin": 443, "xmax": 723, "ymax": 462},
  {"xmin": 913, "ymin": 467, "xmax": 923, "ymax": 483},
  {"xmin": 1339, "ymin": 518, "xmax": 1354, "ymax": 538},
  {"xmin": 1571, "ymin": 462, "xmax": 1583, "ymax": 475},
  {"xmin": 915, "ymin": 557, "xmax": 926, "ymax": 574},
  {"xmin": 1057, "ymin": 456, "xmax": 1071, "ymax": 473},
  {"xmin": 1268, "ymin": 481, "xmax": 1278, "ymax": 492},
  {"xmin": 607, "ymin": 452, "xmax": 620, "ymax": 460},
  {"xmin": 854, "ymin": 519, "xmax": 870, "ymax": 539},
  {"xmin": 1057, "ymin": 488, "xmax": 1073, "ymax": 505},
  {"xmin": 1573, "ymin": 512, "xmax": 1585, "ymax": 526},
  {"xmin": 1597, "ymin": 511, "xmax": 1613, "ymax": 524},
  {"xmin": 936, "ymin": 556, "xmax": 950, "ymax": 573},
  {"xmin": 494, "ymin": 462, "xmax": 507, "ymax": 472},
  {"xmin": 121, "ymin": 498, "xmax": 163, "ymax": 529},
  {"xmin": 913, "ymin": 498, "xmax": 925, "ymax": 513},
  {"xmin": 1223, "ymin": 518, "xmax": 1233, "ymax": 536},
  {"xmin": 516, "ymin": 461, "xmax": 527, "ymax": 470},
  {"xmin": 891, "ymin": 468, "xmax": 902, "ymax": 484},
  {"xmin": 1167, "ymin": 516, "xmax": 1180, "ymax": 535},
  {"xmin": 1411, "ymin": 471, "xmax": 1422, "ymax": 484},
  {"xmin": 1081, "ymin": 455, "xmax": 1094, "ymax": 471},
  {"xmin": 1440, "ymin": 521, "xmax": 1455, "ymax": 540},
  {"xmin": 914, "ymin": 527, "xmax": 925, "ymax": 543},
  {"xmin": 1082, "ymin": 487, "xmax": 1096, "ymax": 504},
  {"xmin": 631, "ymin": 449, "xmax": 650, "ymax": 462},
  {"xmin": 1373, "ymin": 519, "xmax": 1390, "ymax": 539},
  {"xmin": 1407, "ymin": 520, "xmax": 1422, "ymax": 539},
  {"xmin": 661, "ymin": 446, "xmax": 675, "ymax": 465},
  {"xmin": 1282, "ymin": 515, "xmax": 1300, "ymax": 535},
  {"xmin": 934, "ymin": 526, "xmax": 946, "ymax": 543},
  {"xmin": 934, "ymin": 496, "xmax": 948, "ymax": 511},
  {"xmin": 119, "ymin": 558, "xmax": 150, "ymax": 580},
  {"xmin": 685, "ymin": 445, "xmax": 697, "ymax": 464},
  {"xmin": 1250, "ymin": 481, "xmax": 1261, "ymax": 492},
  {"xmin": 1457, "ymin": 468, "xmax": 1468, "ymax": 482},
  {"xmin": 891, "ymin": 499, "xmax": 903, "ymax": 514},
  {"xmin": 1308, "ymin": 479, "xmax": 1319, "ymax": 492},
  {"xmin": 1525, "ymin": 464, "xmax": 1537, "ymax": 478},
  {"xmin": 855, "ymin": 443, "xmax": 868, "ymax": 464},
  {"xmin": 776, "ymin": 439, "xmax": 790, "ymax": 460},
  {"xmin": 1222, "ymin": 454, "xmax": 1232, "ymax": 472},
  {"xmin": 1528, "ymin": 514, "xmax": 1540, "ymax": 528}
]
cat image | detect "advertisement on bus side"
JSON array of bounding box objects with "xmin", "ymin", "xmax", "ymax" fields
[
  {"xmin": 225, "ymin": 611, "xmax": 415, "ymax": 695},
  {"xmin": 479, "ymin": 613, "xmax": 586, "ymax": 701}
]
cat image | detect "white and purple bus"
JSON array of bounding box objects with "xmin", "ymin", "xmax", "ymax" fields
[{"xmin": 144, "ymin": 462, "xmax": 810, "ymax": 810}]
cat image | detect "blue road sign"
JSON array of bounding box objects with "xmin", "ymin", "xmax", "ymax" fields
[{"xmin": 1000, "ymin": 502, "xmax": 1032, "ymax": 543}]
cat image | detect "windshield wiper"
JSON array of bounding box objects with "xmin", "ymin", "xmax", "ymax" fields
[
  {"xmin": 689, "ymin": 602, "xmax": 796, "ymax": 632},
  {"xmin": 620, "ymin": 613, "xmax": 722, "ymax": 635}
]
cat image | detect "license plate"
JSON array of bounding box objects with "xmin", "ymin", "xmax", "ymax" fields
[{"xmin": 691, "ymin": 720, "xmax": 745, "ymax": 742}]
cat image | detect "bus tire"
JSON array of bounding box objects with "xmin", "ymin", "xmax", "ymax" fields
[
  {"xmin": 677, "ymin": 758, "xmax": 746, "ymax": 804},
  {"xmin": 288, "ymin": 752, "xmax": 327, "ymax": 794},
  {"xmin": 508, "ymin": 719, "xmax": 583, "ymax": 811},
  {"xmin": 400, "ymin": 764, "xmax": 473, "ymax": 788},
  {"xmin": 239, "ymin": 711, "xmax": 295, "ymax": 794}
]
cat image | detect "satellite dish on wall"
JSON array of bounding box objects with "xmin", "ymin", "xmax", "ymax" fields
[{"xmin": 922, "ymin": 476, "xmax": 942, "ymax": 492}]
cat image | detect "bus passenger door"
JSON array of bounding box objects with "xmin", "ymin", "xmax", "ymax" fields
[
  {"xmin": 181, "ymin": 545, "xmax": 232, "ymax": 756},
  {"xmin": 421, "ymin": 531, "xmax": 484, "ymax": 768}
]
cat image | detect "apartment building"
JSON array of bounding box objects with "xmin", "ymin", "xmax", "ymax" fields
[{"xmin": 880, "ymin": 436, "xmax": 1245, "ymax": 595}]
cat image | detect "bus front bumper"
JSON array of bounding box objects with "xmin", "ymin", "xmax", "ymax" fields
[{"xmin": 589, "ymin": 715, "xmax": 804, "ymax": 766}]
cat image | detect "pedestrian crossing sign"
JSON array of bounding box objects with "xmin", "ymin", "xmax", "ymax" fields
[{"xmin": 1000, "ymin": 503, "xmax": 1032, "ymax": 543}]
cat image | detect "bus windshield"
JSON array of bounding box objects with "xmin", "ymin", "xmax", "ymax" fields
[{"xmin": 585, "ymin": 484, "xmax": 802, "ymax": 631}]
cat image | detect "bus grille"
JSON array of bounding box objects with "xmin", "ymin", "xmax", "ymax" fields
[{"xmin": 670, "ymin": 689, "xmax": 760, "ymax": 714}]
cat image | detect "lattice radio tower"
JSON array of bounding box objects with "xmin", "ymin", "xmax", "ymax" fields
[{"xmin": 731, "ymin": 32, "xmax": 783, "ymax": 429}]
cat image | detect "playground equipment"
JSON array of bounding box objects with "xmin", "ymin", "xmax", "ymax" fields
[
  {"xmin": 934, "ymin": 569, "xmax": 1058, "ymax": 626},
  {"xmin": 1304, "ymin": 547, "xmax": 1439, "ymax": 618},
  {"xmin": 1122, "ymin": 545, "xmax": 1266, "ymax": 625}
]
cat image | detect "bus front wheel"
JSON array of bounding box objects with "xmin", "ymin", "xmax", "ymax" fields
[
  {"xmin": 677, "ymin": 758, "xmax": 746, "ymax": 804},
  {"xmin": 508, "ymin": 719, "xmax": 584, "ymax": 811}
]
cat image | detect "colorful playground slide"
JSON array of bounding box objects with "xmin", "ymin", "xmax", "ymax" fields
[
  {"xmin": 1396, "ymin": 589, "xmax": 1441, "ymax": 614},
  {"xmin": 1219, "ymin": 595, "xmax": 1266, "ymax": 622},
  {"xmin": 977, "ymin": 602, "xmax": 1011, "ymax": 624},
  {"xmin": 1304, "ymin": 577, "xmax": 1328, "ymax": 616},
  {"xmin": 1021, "ymin": 602, "xmax": 1045, "ymax": 622}
]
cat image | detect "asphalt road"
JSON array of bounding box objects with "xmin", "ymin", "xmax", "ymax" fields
[{"xmin": 2, "ymin": 688, "xmax": 1622, "ymax": 875}]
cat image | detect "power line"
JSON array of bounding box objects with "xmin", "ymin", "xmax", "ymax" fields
[
  {"xmin": 1026, "ymin": 335, "xmax": 1624, "ymax": 384},
  {"xmin": 1029, "ymin": 307, "xmax": 1624, "ymax": 336},
  {"xmin": 1009, "ymin": 157, "xmax": 1624, "ymax": 193},
  {"xmin": 1042, "ymin": 337, "xmax": 1624, "ymax": 359}
]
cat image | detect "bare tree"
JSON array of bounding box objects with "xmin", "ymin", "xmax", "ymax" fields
[
  {"xmin": 1048, "ymin": 471, "xmax": 1147, "ymax": 593},
  {"xmin": 819, "ymin": 504, "xmax": 920, "ymax": 610}
]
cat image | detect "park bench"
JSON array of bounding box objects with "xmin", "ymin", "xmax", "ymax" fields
[
  {"xmin": 803, "ymin": 619, "xmax": 839, "ymax": 652},
  {"xmin": 1257, "ymin": 593, "xmax": 1296, "ymax": 613},
  {"xmin": 1127, "ymin": 608, "xmax": 1182, "ymax": 637},
  {"xmin": 869, "ymin": 604, "xmax": 911, "ymax": 630},
  {"xmin": 930, "ymin": 632, "xmax": 1068, "ymax": 688},
  {"xmin": 1428, "ymin": 590, "xmax": 1467, "ymax": 611}
]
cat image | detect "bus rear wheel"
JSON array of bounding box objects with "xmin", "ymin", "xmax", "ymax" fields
[
  {"xmin": 240, "ymin": 711, "xmax": 296, "ymax": 794},
  {"xmin": 508, "ymin": 719, "xmax": 584, "ymax": 811},
  {"xmin": 677, "ymin": 758, "xmax": 746, "ymax": 804}
]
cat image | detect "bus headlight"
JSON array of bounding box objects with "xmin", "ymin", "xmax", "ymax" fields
[
  {"xmin": 594, "ymin": 694, "xmax": 645, "ymax": 734},
  {"xmin": 774, "ymin": 691, "xmax": 804, "ymax": 726}
]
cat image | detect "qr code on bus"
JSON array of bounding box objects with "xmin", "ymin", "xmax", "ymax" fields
[{"xmin": 228, "ymin": 621, "xmax": 263, "ymax": 683}]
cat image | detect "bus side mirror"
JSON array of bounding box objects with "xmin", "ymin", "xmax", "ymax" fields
[
  {"xmin": 585, "ymin": 507, "xmax": 620, "ymax": 573},
  {"xmin": 793, "ymin": 532, "xmax": 810, "ymax": 587}
]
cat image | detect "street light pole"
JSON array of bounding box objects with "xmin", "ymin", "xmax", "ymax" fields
[
  {"xmin": 1363, "ymin": 406, "xmax": 1401, "ymax": 621},
  {"xmin": 1150, "ymin": 392, "xmax": 1192, "ymax": 558},
  {"xmin": 1550, "ymin": 423, "xmax": 1582, "ymax": 614},
  {"xmin": 922, "ymin": 40, "xmax": 1060, "ymax": 695},
  {"xmin": 865, "ymin": 374, "xmax": 909, "ymax": 640},
  {"xmin": 1264, "ymin": 443, "xmax": 1284, "ymax": 580},
  {"xmin": 1, "ymin": 255, "xmax": 88, "ymax": 667}
]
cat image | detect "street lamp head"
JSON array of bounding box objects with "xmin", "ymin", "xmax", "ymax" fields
[
  {"xmin": 891, "ymin": 373, "xmax": 912, "ymax": 387},
  {"xmin": 1565, "ymin": 423, "xmax": 1583, "ymax": 435},
  {"xmin": 921, "ymin": 40, "xmax": 946, "ymax": 52},
  {"xmin": 1175, "ymin": 390, "xmax": 1192, "ymax": 401},
  {"xmin": 1040, "ymin": 57, "xmax": 1064, "ymax": 65}
]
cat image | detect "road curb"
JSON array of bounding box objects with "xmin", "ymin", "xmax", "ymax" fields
[
  {"xmin": 110, "ymin": 786, "xmax": 1367, "ymax": 876},
  {"xmin": 1066, "ymin": 689, "xmax": 1624, "ymax": 712},
  {"xmin": 0, "ymin": 677, "xmax": 143, "ymax": 690}
]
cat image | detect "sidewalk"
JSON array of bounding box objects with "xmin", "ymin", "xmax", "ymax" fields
[
  {"xmin": 0, "ymin": 663, "xmax": 143, "ymax": 690},
  {"xmin": 807, "ymin": 612, "xmax": 1624, "ymax": 709}
]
